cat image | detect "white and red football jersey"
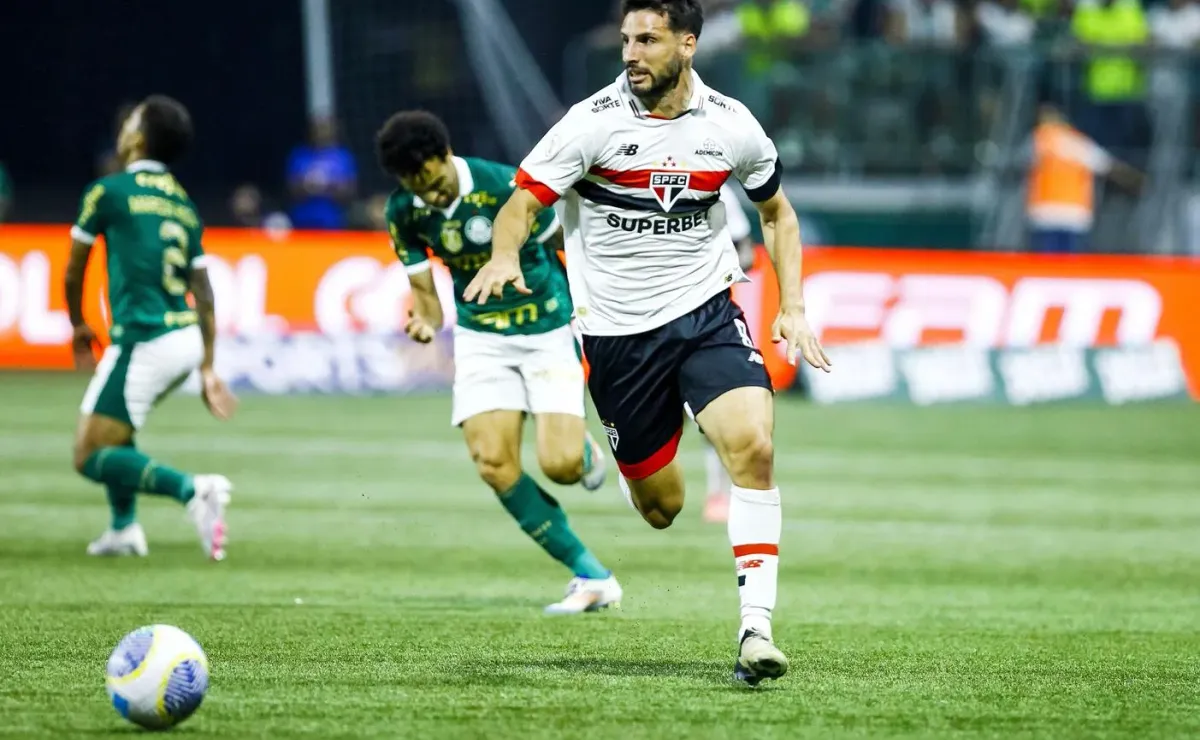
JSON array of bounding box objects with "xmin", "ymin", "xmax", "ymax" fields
[{"xmin": 516, "ymin": 71, "xmax": 781, "ymax": 336}]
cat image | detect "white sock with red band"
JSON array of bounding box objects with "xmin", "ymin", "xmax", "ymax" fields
[{"xmin": 728, "ymin": 485, "xmax": 781, "ymax": 641}]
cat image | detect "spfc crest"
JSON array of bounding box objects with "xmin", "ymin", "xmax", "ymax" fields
[
  {"xmin": 601, "ymin": 420, "xmax": 619, "ymax": 450},
  {"xmin": 649, "ymin": 172, "xmax": 690, "ymax": 211}
]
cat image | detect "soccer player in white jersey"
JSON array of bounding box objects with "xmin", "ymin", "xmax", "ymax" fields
[{"xmin": 465, "ymin": 0, "xmax": 831, "ymax": 686}]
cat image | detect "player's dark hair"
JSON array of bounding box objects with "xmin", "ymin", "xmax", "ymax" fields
[
  {"xmin": 375, "ymin": 110, "xmax": 452, "ymax": 177},
  {"xmin": 138, "ymin": 95, "xmax": 193, "ymax": 165},
  {"xmin": 620, "ymin": 0, "xmax": 704, "ymax": 38}
]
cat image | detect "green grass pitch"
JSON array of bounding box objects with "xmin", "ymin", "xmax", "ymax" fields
[{"xmin": 1, "ymin": 372, "xmax": 1198, "ymax": 739}]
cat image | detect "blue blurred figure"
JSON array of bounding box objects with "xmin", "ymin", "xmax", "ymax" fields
[{"xmin": 286, "ymin": 116, "xmax": 357, "ymax": 229}]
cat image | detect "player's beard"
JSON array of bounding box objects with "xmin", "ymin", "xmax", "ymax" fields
[{"xmin": 629, "ymin": 56, "xmax": 684, "ymax": 104}]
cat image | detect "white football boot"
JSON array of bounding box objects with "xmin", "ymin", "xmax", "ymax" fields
[
  {"xmin": 544, "ymin": 575, "xmax": 623, "ymax": 615},
  {"xmin": 580, "ymin": 432, "xmax": 608, "ymax": 492},
  {"xmin": 86, "ymin": 523, "xmax": 149, "ymax": 557},
  {"xmin": 186, "ymin": 474, "xmax": 232, "ymax": 561},
  {"xmin": 733, "ymin": 629, "xmax": 790, "ymax": 686}
]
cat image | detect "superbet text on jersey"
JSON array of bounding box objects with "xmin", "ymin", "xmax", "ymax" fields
[{"xmin": 515, "ymin": 71, "xmax": 781, "ymax": 336}]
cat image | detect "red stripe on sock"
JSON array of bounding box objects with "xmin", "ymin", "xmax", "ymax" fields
[
  {"xmin": 616, "ymin": 427, "xmax": 683, "ymax": 480},
  {"xmin": 732, "ymin": 543, "xmax": 779, "ymax": 558}
]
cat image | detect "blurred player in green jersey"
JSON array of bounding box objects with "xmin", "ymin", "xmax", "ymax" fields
[
  {"xmin": 65, "ymin": 95, "xmax": 236, "ymax": 561},
  {"xmin": 376, "ymin": 111, "xmax": 621, "ymax": 614}
]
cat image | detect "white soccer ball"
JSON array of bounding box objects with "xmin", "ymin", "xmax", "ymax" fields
[{"xmin": 105, "ymin": 624, "xmax": 210, "ymax": 730}]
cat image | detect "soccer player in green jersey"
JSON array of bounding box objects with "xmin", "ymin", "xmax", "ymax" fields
[
  {"xmin": 65, "ymin": 95, "xmax": 236, "ymax": 561},
  {"xmin": 376, "ymin": 111, "xmax": 621, "ymax": 614}
]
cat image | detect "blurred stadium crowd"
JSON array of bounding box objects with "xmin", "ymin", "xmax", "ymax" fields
[{"xmin": 1, "ymin": 0, "xmax": 1197, "ymax": 254}]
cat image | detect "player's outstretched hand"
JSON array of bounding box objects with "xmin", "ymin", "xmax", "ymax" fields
[
  {"xmin": 71, "ymin": 324, "xmax": 99, "ymax": 371},
  {"xmin": 200, "ymin": 367, "xmax": 238, "ymax": 421},
  {"xmin": 462, "ymin": 255, "xmax": 531, "ymax": 305},
  {"xmin": 405, "ymin": 311, "xmax": 436, "ymax": 343},
  {"xmin": 772, "ymin": 308, "xmax": 832, "ymax": 372}
]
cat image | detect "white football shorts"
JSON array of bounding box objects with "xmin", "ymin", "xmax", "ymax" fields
[{"xmin": 450, "ymin": 322, "xmax": 586, "ymax": 426}]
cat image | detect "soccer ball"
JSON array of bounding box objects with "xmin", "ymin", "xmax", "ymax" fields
[{"xmin": 105, "ymin": 624, "xmax": 210, "ymax": 730}]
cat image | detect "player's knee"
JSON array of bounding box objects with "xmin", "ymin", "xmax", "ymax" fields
[
  {"xmin": 72, "ymin": 438, "xmax": 100, "ymax": 474},
  {"xmin": 473, "ymin": 451, "xmax": 522, "ymax": 493},
  {"xmin": 538, "ymin": 449, "xmax": 583, "ymax": 486},
  {"xmin": 72, "ymin": 446, "xmax": 91, "ymax": 474},
  {"xmin": 642, "ymin": 498, "xmax": 682, "ymax": 529},
  {"xmin": 630, "ymin": 482, "xmax": 683, "ymax": 529},
  {"xmin": 722, "ymin": 428, "xmax": 774, "ymax": 487}
]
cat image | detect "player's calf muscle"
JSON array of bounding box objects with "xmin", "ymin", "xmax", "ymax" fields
[
  {"xmin": 697, "ymin": 388, "xmax": 775, "ymax": 489},
  {"xmin": 720, "ymin": 429, "xmax": 774, "ymax": 489}
]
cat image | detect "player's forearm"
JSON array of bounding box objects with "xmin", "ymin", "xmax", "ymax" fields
[
  {"xmin": 493, "ymin": 192, "xmax": 541, "ymax": 261},
  {"xmin": 415, "ymin": 289, "xmax": 444, "ymax": 328},
  {"xmin": 407, "ymin": 270, "xmax": 443, "ymax": 327},
  {"xmin": 191, "ymin": 271, "xmax": 217, "ymax": 369},
  {"xmin": 64, "ymin": 271, "xmax": 86, "ymax": 327},
  {"xmin": 763, "ymin": 206, "xmax": 805, "ymax": 311},
  {"xmin": 64, "ymin": 241, "xmax": 91, "ymax": 326}
]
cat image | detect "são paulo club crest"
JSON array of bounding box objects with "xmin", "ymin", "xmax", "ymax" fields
[{"xmin": 649, "ymin": 172, "xmax": 691, "ymax": 211}]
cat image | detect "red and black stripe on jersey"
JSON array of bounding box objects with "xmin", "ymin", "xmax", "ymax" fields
[{"xmin": 516, "ymin": 158, "xmax": 783, "ymax": 211}]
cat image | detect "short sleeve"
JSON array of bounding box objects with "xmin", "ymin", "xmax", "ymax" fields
[
  {"xmin": 731, "ymin": 106, "xmax": 782, "ymax": 203},
  {"xmin": 516, "ymin": 108, "xmax": 599, "ymax": 207},
  {"xmin": 386, "ymin": 199, "xmax": 431, "ymax": 274},
  {"xmin": 71, "ymin": 181, "xmax": 109, "ymax": 244},
  {"xmin": 719, "ymin": 184, "xmax": 752, "ymax": 241}
]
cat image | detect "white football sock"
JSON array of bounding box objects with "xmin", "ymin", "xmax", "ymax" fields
[
  {"xmin": 728, "ymin": 485, "xmax": 781, "ymax": 641},
  {"xmin": 704, "ymin": 443, "xmax": 730, "ymax": 495}
]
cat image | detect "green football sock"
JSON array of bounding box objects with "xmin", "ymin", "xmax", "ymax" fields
[
  {"xmin": 107, "ymin": 485, "xmax": 137, "ymax": 530},
  {"xmin": 498, "ymin": 474, "xmax": 611, "ymax": 579},
  {"xmin": 81, "ymin": 446, "xmax": 195, "ymax": 505}
]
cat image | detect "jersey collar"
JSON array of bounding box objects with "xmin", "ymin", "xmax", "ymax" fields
[
  {"xmin": 618, "ymin": 69, "xmax": 707, "ymax": 119},
  {"xmin": 413, "ymin": 156, "xmax": 474, "ymax": 216},
  {"xmin": 126, "ymin": 160, "xmax": 167, "ymax": 173}
]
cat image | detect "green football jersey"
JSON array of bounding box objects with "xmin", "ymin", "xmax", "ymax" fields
[
  {"xmin": 72, "ymin": 160, "xmax": 204, "ymax": 346},
  {"xmin": 385, "ymin": 156, "xmax": 572, "ymax": 336}
]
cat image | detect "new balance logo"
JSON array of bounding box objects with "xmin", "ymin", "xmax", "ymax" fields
[
  {"xmin": 748, "ymin": 352, "xmax": 764, "ymax": 365},
  {"xmin": 737, "ymin": 559, "xmax": 765, "ymax": 571},
  {"xmin": 615, "ymin": 143, "xmax": 640, "ymax": 156}
]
